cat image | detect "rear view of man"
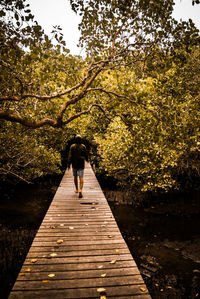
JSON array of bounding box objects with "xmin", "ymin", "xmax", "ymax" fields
[{"xmin": 67, "ymin": 135, "xmax": 88, "ymax": 198}]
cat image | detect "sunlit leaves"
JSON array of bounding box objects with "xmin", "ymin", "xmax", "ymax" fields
[{"xmin": 94, "ymin": 48, "xmax": 200, "ymax": 193}]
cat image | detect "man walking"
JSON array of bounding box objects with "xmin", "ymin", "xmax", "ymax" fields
[{"xmin": 67, "ymin": 135, "xmax": 88, "ymax": 198}]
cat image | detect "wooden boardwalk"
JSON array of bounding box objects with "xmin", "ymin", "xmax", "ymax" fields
[{"xmin": 9, "ymin": 163, "xmax": 151, "ymax": 298}]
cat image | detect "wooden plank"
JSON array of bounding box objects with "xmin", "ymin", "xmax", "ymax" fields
[
  {"xmin": 26, "ymin": 248, "xmax": 130, "ymax": 258},
  {"xmin": 9, "ymin": 163, "xmax": 151, "ymax": 298},
  {"xmin": 16, "ymin": 267, "xmax": 141, "ymax": 281},
  {"xmin": 19, "ymin": 260, "xmax": 138, "ymax": 273},
  {"xmin": 11, "ymin": 275, "xmax": 145, "ymax": 290},
  {"xmin": 23, "ymin": 254, "xmax": 134, "ymax": 265},
  {"xmin": 28, "ymin": 242, "xmax": 128, "ymax": 253},
  {"xmin": 9, "ymin": 285, "xmax": 150, "ymax": 299}
]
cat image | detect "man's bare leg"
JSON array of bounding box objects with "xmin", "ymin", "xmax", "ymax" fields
[
  {"xmin": 79, "ymin": 176, "xmax": 84, "ymax": 198},
  {"xmin": 74, "ymin": 176, "xmax": 79, "ymax": 193}
]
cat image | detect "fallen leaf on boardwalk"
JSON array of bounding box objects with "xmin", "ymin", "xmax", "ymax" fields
[
  {"xmin": 50, "ymin": 226, "xmax": 55, "ymax": 229},
  {"xmin": 167, "ymin": 286, "xmax": 172, "ymax": 289},
  {"xmin": 97, "ymin": 288, "xmax": 106, "ymax": 293},
  {"xmin": 57, "ymin": 239, "xmax": 64, "ymax": 244},
  {"xmin": 101, "ymin": 273, "xmax": 107, "ymax": 278},
  {"xmin": 60, "ymin": 224, "xmax": 64, "ymax": 227},
  {"xmin": 97, "ymin": 265, "xmax": 103, "ymax": 269},
  {"xmin": 108, "ymin": 235, "xmax": 113, "ymax": 238},
  {"xmin": 160, "ymin": 289, "xmax": 164, "ymax": 292},
  {"xmin": 25, "ymin": 268, "xmax": 31, "ymax": 272},
  {"xmin": 31, "ymin": 259, "xmax": 37, "ymax": 263},
  {"xmin": 19, "ymin": 273, "xmax": 25, "ymax": 276},
  {"xmin": 42, "ymin": 280, "xmax": 49, "ymax": 283},
  {"xmin": 50, "ymin": 253, "xmax": 57, "ymax": 257},
  {"xmin": 140, "ymin": 287, "xmax": 147, "ymax": 292},
  {"xmin": 58, "ymin": 214, "xmax": 61, "ymax": 216},
  {"xmin": 69, "ymin": 226, "xmax": 74, "ymax": 230},
  {"xmin": 100, "ymin": 296, "xmax": 107, "ymax": 299},
  {"xmin": 115, "ymin": 249, "xmax": 119, "ymax": 253},
  {"xmin": 155, "ymin": 283, "xmax": 159, "ymax": 287},
  {"xmin": 48, "ymin": 274, "xmax": 55, "ymax": 278},
  {"xmin": 110, "ymin": 260, "xmax": 116, "ymax": 264}
]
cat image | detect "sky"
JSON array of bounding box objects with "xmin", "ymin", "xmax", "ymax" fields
[{"xmin": 27, "ymin": 0, "xmax": 200, "ymax": 55}]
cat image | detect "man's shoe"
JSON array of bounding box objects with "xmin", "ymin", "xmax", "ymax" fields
[{"xmin": 78, "ymin": 192, "xmax": 83, "ymax": 198}]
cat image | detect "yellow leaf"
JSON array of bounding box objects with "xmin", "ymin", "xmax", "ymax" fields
[
  {"xmin": 69, "ymin": 226, "xmax": 74, "ymax": 230},
  {"xmin": 115, "ymin": 249, "xmax": 119, "ymax": 253},
  {"xmin": 97, "ymin": 288, "xmax": 106, "ymax": 293},
  {"xmin": 25, "ymin": 268, "xmax": 31, "ymax": 272},
  {"xmin": 140, "ymin": 287, "xmax": 147, "ymax": 292},
  {"xmin": 85, "ymin": 223, "xmax": 88, "ymax": 226},
  {"xmin": 100, "ymin": 296, "xmax": 107, "ymax": 299},
  {"xmin": 60, "ymin": 224, "xmax": 64, "ymax": 227},
  {"xmin": 50, "ymin": 226, "xmax": 55, "ymax": 229},
  {"xmin": 19, "ymin": 273, "xmax": 25, "ymax": 276},
  {"xmin": 108, "ymin": 235, "xmax": 113, "ymax": 238},
  {"xmin": 31, "ymin": 259, "xmax": 37, "ymax": 263},
  {"xmin": 42, "ymin": 280, "xmax": 49, "ymax": 283},
  {"xmin": 160, "ymin": 289, "xmax": 164, "ymax": 292},
  {"xmin": 50, "ymin": 253, "xmax": 57, "ymax": 257},
  {"xmin": 167, "ymin": 286, "xmax": 172, "ymax": 289},
  {"xmin": 48, "ymin": 274, "xmax": 55, "ymax": 278},
  {"xmin": 57, "ymin": 239, "xmax": 64, "ymax": 244},
  {"xmin": 101, "ymin": 273, "xmax": 107, "ymax": 277},
  {"xmin": 98, "ymin": 265, "xmax": 103, "ymax": 269},
  {"xmin": 110, "ymin": 260, "xmax": 116, "ymax": 264}
]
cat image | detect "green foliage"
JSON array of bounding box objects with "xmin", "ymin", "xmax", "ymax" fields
[
  {"xmin": 70, "ymin": 0, "xmax": 199, "ymax": 55},
  {"xmin": 93, "ymin": 47, "xmax": 200, "ymax": 192},
  {"xmin": 0, "ymin": 0, "xmax": 199, "ymax": 195},
  {"xmin": 0, "ymin": 122, "xmax": 63, "ymax": 183}
]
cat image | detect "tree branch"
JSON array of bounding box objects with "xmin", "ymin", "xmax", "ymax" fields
[
  {"xmin": 0, "ymin": 111, "xmax": 58, "ymax": 128},
  {"xmin": 63, "ymin": 104, "xmax": 111, "ymax": 125},
  {"xmin": 0, "ymin": 167, "xmax": 32, "ymax": 184}
]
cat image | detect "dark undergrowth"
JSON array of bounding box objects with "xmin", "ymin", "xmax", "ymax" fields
[{"xmin": 0, "ymin": 175, "xmax": 61, "ymax": 299}]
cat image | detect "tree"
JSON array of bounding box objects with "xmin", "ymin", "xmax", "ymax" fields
[
  {"xmin": 1, "ymin": 0, "xmax": 199, "ymax": 129},
  {"xmin": 0, "ymin": 0, "xmax": 112, "ymax": 129},
  {"xmin": 0, "ymin": 0, "xmax": 199, "ymax": 190},
  {"xmin": 94, "ymin": 46, "xmax": 200, "ymax": 192}
]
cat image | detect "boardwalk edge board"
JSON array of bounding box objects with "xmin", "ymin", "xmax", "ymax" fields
[{"xmin": 9, "ymin": 163, "xmax": 151, "ymax": 298}]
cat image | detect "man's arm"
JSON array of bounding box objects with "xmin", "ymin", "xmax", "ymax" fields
[
  {"xmin": 83, "ymin": 145, "xmax": 89, "ymax": 162},
  {"xmin": 67, "ymin": 146, "xmax": 72, "ymax": 169}
]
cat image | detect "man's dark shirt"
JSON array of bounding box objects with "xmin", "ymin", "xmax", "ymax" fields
[{"xmin": 68, "ymin": 143, "xmax": 88, "ymax": 169}]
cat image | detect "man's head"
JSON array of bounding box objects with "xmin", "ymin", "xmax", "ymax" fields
[{"xmin": 75, "ymin": 134, "xmax": 82, "ymax": 144}]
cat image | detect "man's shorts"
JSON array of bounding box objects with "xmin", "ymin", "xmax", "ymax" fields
[{"xmin": 72, "ymin": 168, "xmax": 84, "ymax": 177}]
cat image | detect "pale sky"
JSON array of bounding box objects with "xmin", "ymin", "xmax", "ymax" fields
[{"xmin": 27, "ymin": 0, "xmax": 200, "ymax": 55}]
